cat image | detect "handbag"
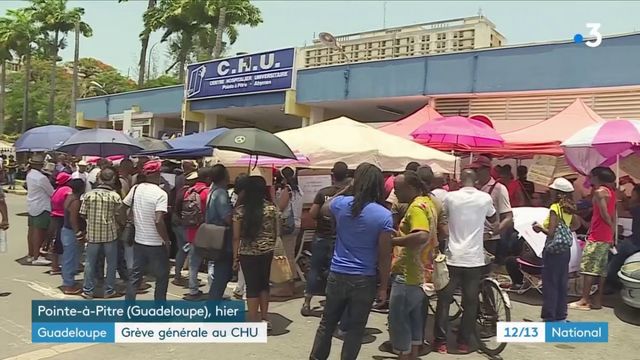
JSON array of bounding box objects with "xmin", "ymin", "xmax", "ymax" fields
[
  {"xmin": 270, "ymin": 215, "xmax": 294, "ymax": 285},
  {"xmin": 544, "ymin": 207, "xmax": 573, "ymax": 254},
  {"xmin": 120, "ymin": 185, "xmax": 138, "ymax": 246},
  {"xmin": 432, "ymin": 251, "xmax": 450, "ymax": 291},
  {"xmin": 193, "ymin": 188, "xmax": 227, "ymax": 260}
]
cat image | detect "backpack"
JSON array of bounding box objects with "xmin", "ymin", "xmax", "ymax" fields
[{"xmin": 181, "ymin": 187, "xmax": 206, "ymax": 227}]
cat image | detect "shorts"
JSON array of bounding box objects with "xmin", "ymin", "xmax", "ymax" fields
[
  {"xmin": 580, "ymin": 241, "xmax": 611, "ymax": 277},
  {"xmin": 28, "ymin": 211, "xmax": 51, "ymax": 230}
]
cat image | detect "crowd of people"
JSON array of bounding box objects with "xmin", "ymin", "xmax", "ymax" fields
[{"xmin": 15, "ymin": 150, "xmax": 640, "ymax": 359}]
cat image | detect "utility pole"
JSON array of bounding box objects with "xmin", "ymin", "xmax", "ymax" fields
[{"xmin": 70, "ymin": 20, "xmax": 80, "ymax": 127}]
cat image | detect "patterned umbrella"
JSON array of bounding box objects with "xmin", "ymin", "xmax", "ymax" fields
[{"xmin": 561, "ymin": 119, "xmax": 640, "ymax": 174}]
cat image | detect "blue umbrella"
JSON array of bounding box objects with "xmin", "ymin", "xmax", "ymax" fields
[
  {"xmin": 166, "ymin": 128, "xmax": 228, "ymax": 149},
  {"xmin": 14, "ymin": 125, "xmax": 79, "ymax": 152},
  {"xmin": 56, "ymin": 129, "xmax": 144, "ymax": 157}
]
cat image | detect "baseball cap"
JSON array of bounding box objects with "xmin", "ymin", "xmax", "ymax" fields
[
  {"xmin": 549, "ymin": 177, "xmax": 574, "ymax": 193},
  {"xmin": 466, "ymin": 155, "xmax": 492, "ymax": 169},
  {"xmin": 142, "ymin": 160, "xmax": 162, "ymax": 175}
]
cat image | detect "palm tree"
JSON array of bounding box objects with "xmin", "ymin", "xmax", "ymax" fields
[
  {"xmin": 120, "ymin": 0, "xmax": 156, "ymax": 87},
  {"xmin": 205, "ymin": 0, "xmax": 262, "ymax": 58},
  {"xmin": 30, "ymin": 0, "xmax": 92, "ymax": 124},
  {"xmin": 3, "ymin": 8, "xmax": 40, "ymax": 132},
  {"xmin": 0, "ymin": 17, "xmax": 15, "ymax": 134}
]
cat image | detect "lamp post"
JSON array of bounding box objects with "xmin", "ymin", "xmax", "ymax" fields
[
  {"xmin": 88, "ymin": 81, "xmax": 111, "ymax": 126},
  {"xmin": 318, "ymin": 32, "xmax": 351, "ymax": 63},
  {"xmin": 147, "ymin": 42, "xmax": 160, "ymax": 83}
]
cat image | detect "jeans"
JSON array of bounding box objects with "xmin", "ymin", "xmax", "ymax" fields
[
  {"xmin": 7, "ymin": 172, "xmax": 15, "ymax": 186},
  {"xmin": 388, "ymin": 275, "xmax": 426, "ymax": 354},
  {"xmin": 305, "ymin": 236, "xmax": 334, "ymax": 296},
  {"xmin": 83, "ymin": 241, "xmax": 118, "ymax": 296},
  {"xmin": 310, "ymin": 272, "xmax": 377, "ymax": 360},
  {"xmin": 189, "ymin": 248, "xmax": 233, "ymax": 299},
  {"xmin": 60, "ymin": 227, "xmax": 79, "ymax": 287},
  {"xmin": 541, "ymin": 250, "xmax": 570, "ymax": 321},
  {"xmin": 173, "ymin": 224, "xmax": 187, "ymax": 276},
  {"xmin": 434, "ymin": 265, "xmax": 483, "ymax": 345},
  {"xmin": 126, "ymin": 243, "xmax": 169, "ymax": 301},
  {"xmin": 606, "ymin": 238, "xmax": 640, "ymax": 288}
]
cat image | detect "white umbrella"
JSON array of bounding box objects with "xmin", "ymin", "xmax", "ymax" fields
[{"xmin": 275, "ymin": 116, "xmax": 457, "ymax": 172}]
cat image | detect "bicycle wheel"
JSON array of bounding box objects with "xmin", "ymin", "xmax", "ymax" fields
[
  {"xmin": 476, "ymin": 278, "xmax": 510, "ymax": 356},
  {"xmin": 427, "ymin": 293, "xmax": 463, "ymax": 322}
]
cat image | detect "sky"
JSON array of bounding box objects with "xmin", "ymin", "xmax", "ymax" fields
[{"xmin": 0, "ymin": 0, "xmax": 638, "ymax": 76}]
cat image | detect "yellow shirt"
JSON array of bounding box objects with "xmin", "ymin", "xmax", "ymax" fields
[
  {"xmin": 392, "ymin": 196, "xmax": 436, "ymax": 285},
  {"xmin": 543, "ymin": 203, "xmax": 573, "ymax": 229}
]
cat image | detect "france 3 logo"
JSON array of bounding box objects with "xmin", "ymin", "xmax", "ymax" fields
[{"xmin": 573, "ymin": 23, "xmax": 602, "ymax": 48}]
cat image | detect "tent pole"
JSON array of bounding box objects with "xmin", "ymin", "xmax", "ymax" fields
[{"xmin": 615, "ymin": 154, "xmax": 620, "ymax": 247}]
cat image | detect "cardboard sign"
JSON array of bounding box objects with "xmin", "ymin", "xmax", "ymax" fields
[
  {"xmin": 620, "ymin": 153, "xmax": 640, "ymax": 180},
  {"xmin": 527, "ymin": 155, "xmax": 576, "ymax": 186}
]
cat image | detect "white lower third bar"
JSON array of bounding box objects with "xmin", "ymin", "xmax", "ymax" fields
[{"xmin": 114, "ymin": 322, "xmax": 267, "ymax": 343}]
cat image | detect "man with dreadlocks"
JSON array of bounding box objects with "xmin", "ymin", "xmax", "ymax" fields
[{"xmin": 310, "ymin": 163, "xmax": 394, "ymax": 360}]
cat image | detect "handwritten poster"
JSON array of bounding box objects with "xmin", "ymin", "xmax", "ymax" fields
[
  {"xmin": 527, "ymin": 155, "xmax": 576, "ymax": 186},
  {"xmin": 298, "ymin": 175, "xmax": 332, "ymax": 204},
  {"xmin": 620, "ymin": 153, "xmax": 640, "ymax": 180}
]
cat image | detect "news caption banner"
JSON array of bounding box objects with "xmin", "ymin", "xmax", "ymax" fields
[
  {"xmin": 32, "ymin": 301, "xmax": 267, "ymax": 343},
  {"xmin": 497, "ymin": 322, "xmax": 608, "ymax": 343}
]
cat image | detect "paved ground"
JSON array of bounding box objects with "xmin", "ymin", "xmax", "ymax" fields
[{"xmin": 1, "ymin": 193, "xmax": 638, "ymax": 360}]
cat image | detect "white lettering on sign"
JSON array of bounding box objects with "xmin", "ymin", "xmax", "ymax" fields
[{"xmin": 217, "ymin": 61, "xmax": 231, "ymax": 76}]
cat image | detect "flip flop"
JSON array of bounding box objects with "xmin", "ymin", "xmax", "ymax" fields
[{"xmin": 568, "ymin": 302, "xmax": 591, "ymax": 311}]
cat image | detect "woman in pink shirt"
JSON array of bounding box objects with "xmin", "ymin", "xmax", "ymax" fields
[
  {"xmin": 570, "ymin": 167, "xmax": 617, "ymax": 311},
  {"xmin": 49, "ymin": 172, "xmax": 73, "ymax": 275}
]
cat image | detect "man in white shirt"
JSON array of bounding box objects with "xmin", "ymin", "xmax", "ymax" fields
[
  {"xmin": 87, "ymin": 158, "xmax": 111, "ymax": 190},
  {"xmin": 432, "ymin": 169, "xmax": 497, "ymax": 355},
  {"xmin": 26, "ymin": 154, "xmax": 54, "ymax": 265},
  {"xmin": 468, "ymin": 156, "xmax": 513, "ymax": 263},
  {"xmin": 123, "ymin": 160, "xmax": 170, "ymax": 301},
  {"xmin": 71, "ymin": 160, "xmax": 90, "ymax": 193}
]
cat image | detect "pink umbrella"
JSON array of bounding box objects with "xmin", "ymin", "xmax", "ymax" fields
[
  {"xmin": 411, "ymin": 116, "xmax": 504, "ymax": 148},
  {"xmin": 561, "ymin": 119, "xmax": 640, "ymax": 174},
  {"xmin": 235, "ymin": 150, "xmax": 310, "ymax": 167}
]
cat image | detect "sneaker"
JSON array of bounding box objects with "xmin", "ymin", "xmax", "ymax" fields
[
  {"xmin": 171, "ymin": 277, "xmax": 188, "ymax": 287},
  {"xmin": 32, "ymin": 257, "xmax": 52, "ymax": 266},
  {"xmin": 432, "ymin": 341, "xmax": 447, "ymax": 354},
  {"xmin": 81, "ymin": 292, "xmax": 93, "ymax": 300},
  {"xmin": 49, "ymin": 268, "xmax": 62, "ymax": 275},
  {"xmin": 26, "ymin": 256, "xmax": 33, "ymax": 263},
  {"xmin": 61, "ymin": 287, "xmax": 82, "ymax": 295}
]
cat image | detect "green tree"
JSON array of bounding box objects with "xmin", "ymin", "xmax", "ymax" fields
[
  {"xmin": 0, "ymin": 17, "xmax": 15, "ymax": 134},
  {"xmin": 119, "ymin": 0, "xmax": 157, "ymax": 87},
  {"xmin": 29, "ymin": 0, "xmax": 92, "ymax": 124},
  {"xmin": 141, "ymin": 74, "xmax": 181, "ymax": 89},
  {"xmin": 201, "ymin": 0, "xmax": 262, "ymax": 58},
  {"xmin": 73, "ymin": 58, "xmax": 136, "ymax": 97},
  {"xmin": 1, "ymin": 8, "xmax": 41, "ymax": 132}
]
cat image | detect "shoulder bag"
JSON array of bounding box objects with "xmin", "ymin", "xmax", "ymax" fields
[
  {"xmin": 194, "ymin": 187, "xmax": 227, "ymax": 260},
  {"xmin": 432, "ymin": 251, "xmax": 450, "ymax": 291},
  {"xmin": 544, "ymin": 207, "xmax": 573, "ymax": 254},
  {"xmin": 120, "ymin": 185, "xmax": 138, "ymax": 246}
]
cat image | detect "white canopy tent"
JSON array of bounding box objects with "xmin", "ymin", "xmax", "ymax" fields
[{"xmin": 274, "ymin": 116, "xmax": 457, "ymax": 173}]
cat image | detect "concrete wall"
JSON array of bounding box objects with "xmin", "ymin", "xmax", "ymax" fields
[
  {"xmin": 296, "ymin": 33, "xmax": 640, "ymax": 103},
  {"xmin": 76, "ymin": 85, "xmax": 184, "ymax": 120}
]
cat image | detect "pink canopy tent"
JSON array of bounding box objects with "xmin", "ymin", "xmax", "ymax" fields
[
  {"xmin": 378, "ymin": 104, "xmax": 442, "ymax": 138},
  {"xmin": 467, "ymin": 99, "xmax": 605, "ymax": 156}
]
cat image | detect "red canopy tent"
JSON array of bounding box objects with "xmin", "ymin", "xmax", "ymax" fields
[
  {"xmin": 466, "ymin": 99, "xmax": 605, "ymax": 157},
  {"xmin": 379, "ymin": 104, "xmax": 442, "ymax": 138}
]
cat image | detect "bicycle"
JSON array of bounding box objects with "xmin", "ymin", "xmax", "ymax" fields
[{"xmin": 426, "ymin": 275, "xmax": 511, "ymax": 356}]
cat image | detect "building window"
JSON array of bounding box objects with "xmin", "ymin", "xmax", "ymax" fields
[{"xmin": 437, "ymin": 33, "xmax": 446, "ymax": 40}]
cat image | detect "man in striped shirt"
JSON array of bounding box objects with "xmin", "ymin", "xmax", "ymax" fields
[{"xmin": 80, "ymin": 168, "xmax": 124, "ymax": 299}]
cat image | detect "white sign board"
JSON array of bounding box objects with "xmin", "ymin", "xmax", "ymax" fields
[{"xmin": 298, "ymin": 175, "xmax": 332, "ymax": 204}]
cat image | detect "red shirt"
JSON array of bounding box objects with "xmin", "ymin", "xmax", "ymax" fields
[
  {"xmin": 185, "ymin": 182, "xmax": 210, "ymax": 243},
  {"xmin": 506, "ymin": 180, "xmax": 526, "ymax": 207},
  {"xmin": 588, "ymin": 186, "xmax": 616, "ymax": 244}
]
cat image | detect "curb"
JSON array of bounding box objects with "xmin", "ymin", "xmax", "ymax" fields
[{"xmin": 3, "ymin": 188, "xmax": 26, "ymax": 195}]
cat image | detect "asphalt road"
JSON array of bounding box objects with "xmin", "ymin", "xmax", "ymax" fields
[{"xmin": 1, "ymin": 193, "xmax": 638, "ymax": 360}]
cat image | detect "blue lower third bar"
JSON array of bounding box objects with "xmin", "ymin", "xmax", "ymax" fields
[
  {"xmin": 545, "ymin": 322, "xmax": 608, "ymax": 343},
  {"xmin": 32, "ymin": 322, "xmax": 114, "ymax": 343}
]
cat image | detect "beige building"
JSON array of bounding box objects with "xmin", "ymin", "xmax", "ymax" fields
[{"xmin": 302, "ymin": 15, "xmax": 506, "ymax": 68}]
